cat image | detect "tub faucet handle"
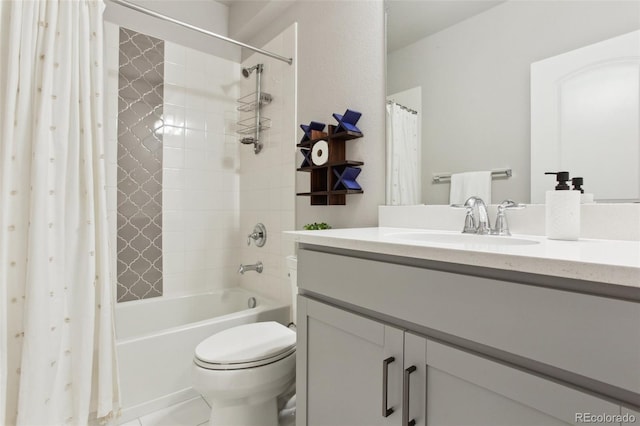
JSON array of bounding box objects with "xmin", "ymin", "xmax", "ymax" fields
[{"xmin": 493, "ymin": 199, "xmax": 525, "ymax": 236}]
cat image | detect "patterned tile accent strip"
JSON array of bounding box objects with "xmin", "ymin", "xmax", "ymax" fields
[{"xmin": 117, "ymin": 28, "xmax": 164, "ymax": 302}]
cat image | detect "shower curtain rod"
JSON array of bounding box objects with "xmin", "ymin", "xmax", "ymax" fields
[
  {"xmin": 108, "ymin": 0, "xmax": 294, "ymax": 65},
  {"xmin": 387, "ymin": 100, "xmax": 417, "ymax": 115}
]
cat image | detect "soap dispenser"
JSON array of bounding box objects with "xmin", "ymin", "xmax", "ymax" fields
[
  {"xmin": 544, "ymin": 171, "xmax": 580, "ymax": 240},
  {"xmin": 571, "ymin": 177, "xmax": 594, "ymax": 204}
]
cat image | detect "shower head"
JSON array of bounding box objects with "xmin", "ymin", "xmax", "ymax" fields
[{"xmin": 241, "ymin": 64, "xmax": 263, "ymax": 78}]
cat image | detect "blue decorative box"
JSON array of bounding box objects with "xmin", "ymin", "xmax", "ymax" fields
[
  {"xmin": 299, "ymin": 121, "xmax": 326, "ymax": 143},
  {"xmin": 300, "ymin": 149, "xmax": 312, "ymax": 168},
  {"xmin": 332, "ymin": 109, "xmax": 362, "ymax": 134},
  {"xmin": 333, "ymin": 166, "xmax": 362, "ymax": 190}
]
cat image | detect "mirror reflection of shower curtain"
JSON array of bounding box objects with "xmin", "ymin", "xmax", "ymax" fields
[{"xmin": 386, "ymin": 103, "xmax": 420, "ymax": 205}]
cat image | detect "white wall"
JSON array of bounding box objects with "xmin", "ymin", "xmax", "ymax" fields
[
  {"xmin": 243, "ymin": 0, "xmax": 387, "ymax": 229},
  {"xmin": 104, "ymin": 0, "xmax": 240, "ymax": 62},
  {"xmin": 387, "ymin": 0, "xmax": 640, "ymax": 205},
  {"xmin": 238, "ymin": 24, "xmax": 297, "ymax": 314}
]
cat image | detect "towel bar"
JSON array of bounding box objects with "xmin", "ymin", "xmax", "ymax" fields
[{"xmin": 432, "ymin": 168, "xmax": 512, "ymax": 183}]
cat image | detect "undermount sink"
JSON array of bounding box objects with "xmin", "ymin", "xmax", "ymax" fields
[{"xmin": 386, "ymin": 231, "xmax": 540, "ymax": 246}]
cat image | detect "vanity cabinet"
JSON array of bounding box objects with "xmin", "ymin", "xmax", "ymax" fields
[
  {"xmin": 298, "ymin": 296, "xmax": 622, "ymax": 426},
  {"xmin": 296, "ymin": 247, "xmax": 640, "ymax": 426},
  {"xmin": 406, "ymin": 333, "xmax": 620, "ymax": 426},
  {"xmin": 297, "ymin": 297, "xmax": 403, "ymax": 425}
]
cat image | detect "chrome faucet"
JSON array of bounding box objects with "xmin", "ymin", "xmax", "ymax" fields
[
  {"xmin": 461, "ymin": 196, "xmax": 492, "ymax": 235},
  {"xmin": 238, "ymin": 261, "xmax": 263, "ymax": 274},
  {"xmin": 453, "ymin": 197, "xmax": 524, "ymax": 235}
]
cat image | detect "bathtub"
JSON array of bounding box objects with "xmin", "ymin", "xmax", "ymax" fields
[{"xmin": 115, "ymin": 288, "xmax": 290, "ymax": 422}]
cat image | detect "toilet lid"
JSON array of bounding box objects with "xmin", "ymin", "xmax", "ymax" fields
[{"xmin": 194, "ymin": 322, "xmax": 296, "ymax": 370}]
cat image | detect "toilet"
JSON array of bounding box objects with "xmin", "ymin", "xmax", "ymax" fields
[{"xmin": 192, "ymin": 256, "xmax": 298, "ymax": 426}]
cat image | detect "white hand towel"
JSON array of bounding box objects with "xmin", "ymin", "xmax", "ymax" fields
[{"xmin": 449, "ymin": 171, "xmax": 492, "ymax": 205}]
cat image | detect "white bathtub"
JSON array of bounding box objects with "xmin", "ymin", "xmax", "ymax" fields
[{"xmin": 115, "ymin": 288, "xmax": 290, "ymax": 422}]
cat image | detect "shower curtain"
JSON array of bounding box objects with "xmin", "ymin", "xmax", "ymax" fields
[
  {"xmin": 385, "ymin": 102, "xmax": 420, "ymax": 205},
  {"xmin": 0, "ymin": 1, "xmax": 120, "ymax": 424}
]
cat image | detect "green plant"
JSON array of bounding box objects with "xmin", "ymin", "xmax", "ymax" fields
[{"xmin": 303, "ymin": 222, "xmax": 332, "ymax": 230}]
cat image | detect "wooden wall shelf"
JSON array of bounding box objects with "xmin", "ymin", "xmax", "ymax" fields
[{"xmin": 296, "ymin": 125, "xmax": 364, "ymax": 205}]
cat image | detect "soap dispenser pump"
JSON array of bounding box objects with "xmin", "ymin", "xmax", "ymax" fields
[
  {"xmin": 544, "ymin": 171, "xmax": 580, "ymax": 240},
  {"xmin": 572, "ymin": 177, "xmax": 594, "ymax": 204}
]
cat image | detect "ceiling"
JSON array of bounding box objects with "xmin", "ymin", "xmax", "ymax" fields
[
  {"xmin": 386, "ymin": 0, "xmax": 505, "ymax": 52},
  {"xmin": 215, "ymin": 0, "xmax": 505, "ymax": 51}
]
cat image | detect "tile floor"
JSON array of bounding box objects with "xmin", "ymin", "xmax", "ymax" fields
[
  {"xmin": 119, "ymin": 397, "xmax": 210, "ymax": 426},
  {"xmin": 119, "ymin": 396, "xmax": 296, "ymax": 426}
]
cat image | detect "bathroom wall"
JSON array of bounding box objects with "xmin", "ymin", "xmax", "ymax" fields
[
  {"xmin": 238, "ymin": 24, "xmax": 297, "ymax": 311},
  {"xmin": 387, "ymin": 0, "xmax": 640, "ymax": 205},
  {"xmin": 239, "ymin": 1, "xmax": 387, "ymax": 229},
  {"xmin": 104, "ymin": 0, "xmax": 239, "ymax": 62},
  {"xmin": 105, "ymin": 22, "xmax": 242, "ymax": 299},
  {"xmin": 160, "ymin": 42, "xmax": 241, "ymax": 296}
]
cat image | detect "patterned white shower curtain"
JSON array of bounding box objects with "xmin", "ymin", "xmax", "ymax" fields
[
  {"xmin": 0, "ymin": 1, "xmax": 120, "ymax": 424},
  {"xmin": 386, "ymin": 102, "xmax": 420, "ymax": 205}
]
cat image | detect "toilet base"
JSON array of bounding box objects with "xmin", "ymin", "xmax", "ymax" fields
[{"xmin": 209, "ymin": 399, "xmax": 278, "ymax": 426}]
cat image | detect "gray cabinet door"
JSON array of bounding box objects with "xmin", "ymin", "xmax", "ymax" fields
[
  {"xmin": 297, "ymin": 296, "xmax": 404, "ymax": 426},
  {"xmin": 422, "ymin": 337, "xmax": 621, "ymax": 426}
]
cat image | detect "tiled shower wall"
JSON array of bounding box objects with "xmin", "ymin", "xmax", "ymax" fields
[
  {"xmin": 105, "ymin": 22, "xmax": 242, "ymax": 300},
  {"xmin": 239, "ymin": 24, "xmax": 297, "ymax": 314},
  {"xmin": 116, "ymin": 28, "xmax": 164, "ymax": 302}
]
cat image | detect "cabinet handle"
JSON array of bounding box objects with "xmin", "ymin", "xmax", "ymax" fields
[
  {"xmin": 403, "ymin": 365, "xmax": 417, "ymax": 426},
  {"xmin": 382, "ymin": 356, "xmax": 395, "ymax": 417}
]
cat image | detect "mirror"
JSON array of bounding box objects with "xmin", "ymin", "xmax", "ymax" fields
[{"xmin": 386, "ymin": 0, "xmax": 640, "ymax": 205}]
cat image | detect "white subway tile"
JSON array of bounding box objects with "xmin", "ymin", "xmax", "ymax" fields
[
  {"xmin": 164, "ymin": 62, "xmax": 185, "ymax": 86},
  {"xmin": 185, "ymin": 47, "xmax": 207, "ymax": 72},
  {"xmin": 163, "ymin": 189, "xmax": 184, "ymax": 210},
  {"xmin": 182, "ymin": 270, "xmax": 210, "ymax": 292},
  {"xmin": 162, "ymin": 133, "xmax": 184, "ymax": 149},
  {"xmin": 164, "ymin": 84, "xmax": 186, "ymax": 107},
  {"xmin": 185, "ymin": 169, "xmax": 209, "ymax": 191},
  {"xmin": 163, "ymin": 231, "xmax": 185, "ymax": 253},
  {"xmin": 163, "ymin": 147, "xmax": 184, "ymax": 168},
  {"xmin": 185, "ymin": 149, "xmax": 208, "ymax": 170},
  {"xmin": 205, "ymin": 112, "xmax": 225, "ymax": 135},
  {"xmin": 163, "ymin": 251, "xmax": 185, "ymax": 275},
  {"xmin": 163, "ymin": 168, "xmax": 184, "ymax": 189},
  {"xmin": 162, "ymin": 104, "xmax": 185, "ymax": 129},
  {"xmin": 185, "ymin": 68, "xmax": 207, "ymax": 90},
  {"xmin": 164, "ymin": 42, "xmax": 186, "ymax": 66},
  {"xmin": 185, "ymin": 128, "xmax": 206, "ymax": 150},
  {"xmin": 184, "ymin": 229, "xmax": 210, "ymax": 251},
  {"xmin": 162, "ymin": 210, "xmax": 184, "ymax": 232},
  {"xmin": 184, "ymin": 250, "xmax": 209, "ymax": 272},
  {"xmin": 185, "ymin": 90, "xmax": 206, "ymax": 110}
]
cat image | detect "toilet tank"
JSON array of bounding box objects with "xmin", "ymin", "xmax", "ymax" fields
[{"xmin": 286, "ymin": 255, "xmax": 297, "ymax": 324}]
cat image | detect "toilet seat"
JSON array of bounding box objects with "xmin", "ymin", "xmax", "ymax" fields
[{"xmin": 194, "ymin": 322, "xmax": 296, "ymax": 371}]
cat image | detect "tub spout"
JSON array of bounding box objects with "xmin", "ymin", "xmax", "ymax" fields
[{"xmin": 238, "ymin": 261, "xmax": 263, "ymax": 274}]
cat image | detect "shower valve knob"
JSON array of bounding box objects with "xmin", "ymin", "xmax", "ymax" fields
[{"xmin": 247, "ymin": 223, "xmax": 267, "ymax": 247}]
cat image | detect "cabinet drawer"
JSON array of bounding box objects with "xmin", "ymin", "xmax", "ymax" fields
[{"xmin": 298, "ymin": 248, "xmax": 640, "ymax": 395}]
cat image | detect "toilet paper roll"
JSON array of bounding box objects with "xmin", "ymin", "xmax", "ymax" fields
[{"xmin": 311, "ymin": 140, "xmax": 329, "ymax": 166}]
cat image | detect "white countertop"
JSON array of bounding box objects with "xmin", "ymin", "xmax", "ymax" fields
[{"xmin": 286, "ymin": 227, "xmax": 640, "ymax": 288}]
